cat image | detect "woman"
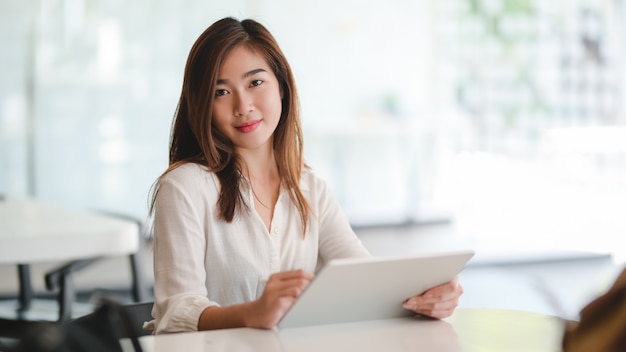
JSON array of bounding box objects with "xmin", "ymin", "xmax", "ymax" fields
[{"xmin": 148, "ymin": 17, "xmax": 463, "ymax": 334}]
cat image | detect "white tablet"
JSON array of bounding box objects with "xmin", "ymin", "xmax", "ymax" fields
[{"xmin": 278, "ymin": 250, "xmax": 475, "ymax": 329}]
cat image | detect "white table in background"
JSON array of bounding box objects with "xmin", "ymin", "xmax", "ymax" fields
[
  {"xmin": 0, "ymin": 198, "xmax": 139, "ymax": 264},
  {"xmin": 0, "ymin": 197, "xmax": 143, "ymax": 326}
]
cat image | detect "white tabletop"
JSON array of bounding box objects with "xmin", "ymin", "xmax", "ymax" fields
[
  {"xmin": 0, "ymin": 198, "xmax": 140, "ymax": 264},
  {"xmin": 123, "ymin": 308, "xmax": 566, "ymax": 352}
]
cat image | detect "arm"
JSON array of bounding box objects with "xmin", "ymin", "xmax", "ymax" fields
[
  {"xmin": 152, "ymin": 170, "xmax": 216, "ymax": 333},
  {"xmin": 198, "ymin": 270, "xmax": 313, "ymax": 330},
  {"xmin": 314, "ymin": 175, "xmax": 371, "ymax": 262}
]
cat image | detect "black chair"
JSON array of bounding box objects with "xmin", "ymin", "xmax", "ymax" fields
[
  {"xmin": 73, "ymin": 300, "xmax": 154, "ymax": 338},
  {"xmin": 7, "ymin": 300, "xmax": 152, "ymax": 352}
]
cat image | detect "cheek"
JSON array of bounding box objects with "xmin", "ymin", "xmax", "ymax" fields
[
  {"xmin": 263, "ymin": 91, "xmax": 283, "ymax": 116},
  {"xmin": 211, "ymin": 107, "xmax": 230, "ymax": 134}
]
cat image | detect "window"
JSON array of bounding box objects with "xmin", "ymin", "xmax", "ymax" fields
[{"xmin": 1, "ymin": 0, "xmax": 624, "ymax": 261}]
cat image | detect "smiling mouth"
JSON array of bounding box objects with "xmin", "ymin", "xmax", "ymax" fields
[{"xmin": 235, "ymin": 120, "xmax": 261, "ymax": 133}]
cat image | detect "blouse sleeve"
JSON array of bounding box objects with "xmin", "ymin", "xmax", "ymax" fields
[
  {"xmin": 150, "ymin": 170, "xmax": 219, "ymax": 334},
  {"xmin": 315, "ymin": 175, "xmax": 371, "ymax": 263}
]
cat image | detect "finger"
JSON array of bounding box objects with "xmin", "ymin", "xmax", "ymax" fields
[
  {"xmin": 416, "ymin": 307, "xmax": 456, "ymax": 319},
  {"xmin": 423, "ymin": 277, "xmax": 460, "ymax": 297},
  {"xmin": 269, "ymin": 276, "xmax": 312, "ymax": 291},
  {"xmin": 419, "ymin": 297, "xmax": 459, "ymax": 310},
  {"xmin": 410, "ymin": 298, "xmax": 459, "ymax": 318},
  {"xmin": 271, "ymin": 269, "xmax": 314, "ymax": 281},
  {"xmin": 415, "ymin": 295, "xmax": 459, "ymax": 318},
  {"xmin": 276, "ymin": 283, "xmax": 308, "ymax": 298},
  {"xmin": 265, "ymin": 275, "xmax": 312, "ymax": 299},
  {"xmin": 404, "ymin": 294, "xmax": 460, "ymax": 312},
  {"xmin": 404, "ymin": 292, "xmax": 458, "ymax": 309},
  {"xmin": 419, "ymin": 290, "xmax": 462, "ymax": 305},
  {"xmin": 421, "ymin": 280, "xmax": 463, "ymax": 302}
]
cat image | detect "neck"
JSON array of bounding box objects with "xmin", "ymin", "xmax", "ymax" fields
[{"xmin": 238, "ymin": 144, "xmax": 278, "ymax": 181}]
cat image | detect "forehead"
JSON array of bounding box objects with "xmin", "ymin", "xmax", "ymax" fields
[{"xmin": 218, "ymin": 45, "xmax": 271, "ymax": 77}]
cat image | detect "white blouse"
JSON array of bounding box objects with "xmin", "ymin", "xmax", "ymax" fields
[{"xmin": 149, "ymin": 163, "xmax": 370, "ymax": 334}]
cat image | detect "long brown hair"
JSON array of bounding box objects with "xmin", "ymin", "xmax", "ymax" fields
[{"xmin": 150, "ymin": 17, "xmax": 310, "ymax": 233}]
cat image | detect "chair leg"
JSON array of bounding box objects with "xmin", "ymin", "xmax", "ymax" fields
[
  {"xmin": 129, "ymin": 253, "xmax": 149, "ymax": 302},
  {"xmin": 45, "ymin": 258, "xmax": 99, "ymax": 321},
  {"xmin": 17, "ymin": 264, "xmax": 33, "ymax": 313},
  {"xmin": 57, "ymin": 272, "xmax": 74, "ymax": 322}
]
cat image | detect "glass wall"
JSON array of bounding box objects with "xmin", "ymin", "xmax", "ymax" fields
[
  {"xmin": 1, "ymin": 0, "xmax": 625, "ymax": 260},
  {"xmin": 436, "ymin": 1, "xmax": 626, "ymax": 259}
]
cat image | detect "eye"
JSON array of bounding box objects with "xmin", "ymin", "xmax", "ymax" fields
[
  {"xmin": 250, "ymin": 79, "xmax": 263, "ymax": 87},
  {"xmin": 215, "ymin": 89, "xmax": 229, "ymax": 97}
]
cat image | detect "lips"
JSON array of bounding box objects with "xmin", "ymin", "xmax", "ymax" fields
[{"xmin": 235, "ymin": 120, "xmax": 261, "ymax": 133}]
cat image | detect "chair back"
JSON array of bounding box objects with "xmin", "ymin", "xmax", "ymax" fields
[{"xmin": 74, "ymin": 301, "xmax": 154, "ymax": 338}]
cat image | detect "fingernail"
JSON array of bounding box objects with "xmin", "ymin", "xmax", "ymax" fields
[{"xmin": 404, "ymin": 301, "xmax": 416, "ymax": 309}]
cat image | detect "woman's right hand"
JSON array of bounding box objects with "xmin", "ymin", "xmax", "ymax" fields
[{"xmin": 247, "ymin": 269, "xmax": 313, "ymax": 329}]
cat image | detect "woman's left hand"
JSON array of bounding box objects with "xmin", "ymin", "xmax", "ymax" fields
[{"xmin": 402, "ymin": 275, "xmax": 463, "ymax": 319}]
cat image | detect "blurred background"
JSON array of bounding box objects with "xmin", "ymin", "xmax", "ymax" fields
[{"xmin": 1, "ymin": 0, "xmax": 626, "ymax": 320}]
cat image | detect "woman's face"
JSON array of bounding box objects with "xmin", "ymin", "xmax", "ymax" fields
[{"xmin": 212, "ymin": 45, "xmax": 282, "ymax": 152}]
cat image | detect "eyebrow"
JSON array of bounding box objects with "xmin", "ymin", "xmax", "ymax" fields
[{"xmin": 216, "ymin": 68, "xmax": 267, "ymax": 85}]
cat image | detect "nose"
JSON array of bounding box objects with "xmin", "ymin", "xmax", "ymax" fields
[{"xmin": 233, "ymin": 91, "xmax": 253, "ymax": 117}]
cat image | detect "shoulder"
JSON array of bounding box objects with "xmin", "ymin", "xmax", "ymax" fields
[
  {"xmin": 300, "ymin": 167, "xmax": 325, "ymax": 188},
  {"xmin": 299, "ymin": 167, "xmax": 333, "ymax": 198},
  {"xmin": 157, "ymin": 163, "xmax": 220, "ymax": 198},
  {"xmin": 160, "ymin": 163, "xmax": 215, "ymax": 183}
]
